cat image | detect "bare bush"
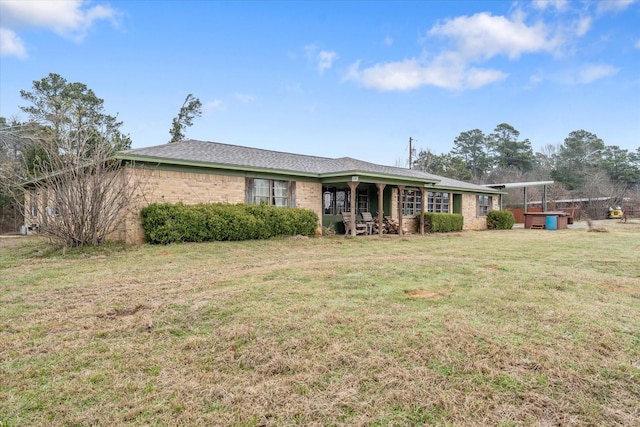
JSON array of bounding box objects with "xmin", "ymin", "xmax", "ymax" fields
[{"xmin": 22, "ymin": 135, "xmax": 139, "ymax": 247}]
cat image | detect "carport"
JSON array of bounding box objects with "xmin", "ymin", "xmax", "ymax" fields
[{"xmin": 483, "ymin": 181, "xmax": 555, "ymax": 212}]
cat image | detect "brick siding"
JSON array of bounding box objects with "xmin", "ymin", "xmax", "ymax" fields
[{"xmin": 120, "ymin": 167, "xmax": 323, "ymax": 244}]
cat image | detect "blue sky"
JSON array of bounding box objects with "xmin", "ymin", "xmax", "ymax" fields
[{"xmin": 1, "ymin": 0, "xmax": 639, "ymax": 166}]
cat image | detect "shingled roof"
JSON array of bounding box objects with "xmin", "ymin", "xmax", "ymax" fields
[{"xmin": 119, "ymin": 139, "xmax": 497, "ymax": 193}]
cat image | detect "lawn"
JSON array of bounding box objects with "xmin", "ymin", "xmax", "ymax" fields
[{"xmin": 1, "ymin": 223, "xmax": 639, "ymax": 426}]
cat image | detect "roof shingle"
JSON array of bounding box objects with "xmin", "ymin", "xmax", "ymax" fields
[{"xmin": 121, "ymin": 139, "xmax": 496, "ymax": 193}]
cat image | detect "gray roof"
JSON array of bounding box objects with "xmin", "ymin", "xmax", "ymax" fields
[{"xmin": 120, "ymin": 139, "xmax": 497, "ymax": 193}]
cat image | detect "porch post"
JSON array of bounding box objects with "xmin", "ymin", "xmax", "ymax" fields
[
  {"xmin": 397, "ymin": 185, "xmax": 405, "ymax": 236},
  {"xmin": 420, "ymin": 187, "xmax": 426, "ymax": 235},
  {"xmin": 523, "ymin": 187, "xmax": 528, "ymax": 213},
  {"xmin": 542, "ymin": 184, "xmax": 547, "ymax": 212},
  {"xmin": 348, "ymin": 181, "xmax": 359, "ymax": 236},
  {"xmin": 376, "ymin": 183, "xmax": 386, "ymax": 236}
]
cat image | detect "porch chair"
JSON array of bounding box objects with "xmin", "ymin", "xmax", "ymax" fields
[
  {"xmin": 360, "ymin": 212, "xmax": 376, "ymax": 234},
  {"xmin": 341, "ymin": 211, "xmax": 367, "ymax": 235}
]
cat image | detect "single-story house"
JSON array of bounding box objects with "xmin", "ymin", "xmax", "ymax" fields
[{"xmin": 24, "ymin": 139, "xmax": 503, "ymax": 244}]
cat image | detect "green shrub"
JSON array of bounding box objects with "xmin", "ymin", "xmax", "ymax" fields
[
  {"xmin": 423, "ymin": 213, "xmax": 463, "ymax": 233},
  {"xmin": 486, "ymin": 210, "xmax": 515, "ymax": 230},
  {"xmin": 140, "ymin": 202, "xmax": 318, "ymax": 244}
]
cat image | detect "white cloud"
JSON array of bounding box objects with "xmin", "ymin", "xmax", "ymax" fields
[
  {"xmin": 575, "ymin": 16, "xmax": 592, "ymax": 37},
  {"xmin": 202, "ymin": 100, "xmax": 225, "ymax": 115},
  {"xmin": 304, "ymin": 44, "xmax": 338, "ymax": 75},
  {"xmin": 384, "ymin": 36, "xmax": 394, "ymax": 47},
  {"xmin": 0, "ymin": 27, "xmax": 26, "ymax": 58},
  {"xmin": 429, "ymin": 12, "xmax": 559, "ymax": 60},
  {"xmin": 345, "ymin": 12, "xmax": 553, "ymax": 91},
  {"xmin": 596, "ymin": 0, "xmax": 637, "ymax": 13},
  {"xmin": 578, "ymin": 64, "xmax": 619, "ymax": 84},
  {"xmin": 0, "ymin": 0, "xmax": 119, "ymax": 57},
  {"xmin": 531, "ymin": 0, "xmax": 570, "ymax": 12},
  {"xmin": 464, "ymin": 67, "xmax": 509, "ymax": 89},
  {"xmin": 635, "ymin": 39, "xmax": 640, "ymax": 49},
  {"xmin": 317, "ymin": 50, "xmax": 338, "ymax": 75},
  {"xmin": 344, "ymin": 54, "xmax": 507, "ymax": 91}
]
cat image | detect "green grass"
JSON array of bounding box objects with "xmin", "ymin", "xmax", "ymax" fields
[{"xmin": 1, "ymin": 223, "xmax": 639, "ymax": 426}]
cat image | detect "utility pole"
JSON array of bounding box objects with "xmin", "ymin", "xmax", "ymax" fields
[{"xmin": 409, "ymin": 137, "xmax": 413, "ymax": 169}]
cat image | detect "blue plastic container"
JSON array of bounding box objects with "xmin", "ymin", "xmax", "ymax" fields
[{"xmin": 545, "ymin": 215, "xmax": 557, "ymax": 230}]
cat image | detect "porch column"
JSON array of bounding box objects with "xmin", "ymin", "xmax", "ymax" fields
[
  {"xmin": 376, "ymin": 183, "xmax": 386, "ymax": 236},
  {"xmin": 397, "ymin": 185, "xmax": 405, "ymax": 236},
  {"xmin": 523, "ymin": 187, "xmax": 528, "ymax": 213},
  {"xmin": 420, "ymin": 188, "xmax": 426, "ymax": 235},
  {"xmin": 542, "ymin": 184, "xmax": 548, "ymax": 212},
  {"xmin": 348, "ymin": 181, "xmax": 359, "ymax": 236}
]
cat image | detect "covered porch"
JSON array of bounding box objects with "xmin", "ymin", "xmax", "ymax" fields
[{"xmin": 320, "ymin": 173, "xmax": 443, "ymax": 236}]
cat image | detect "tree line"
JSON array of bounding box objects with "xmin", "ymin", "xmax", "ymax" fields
[{"xmin": 413, "ymin": 123, "xmax": 640, "ymax": 209}]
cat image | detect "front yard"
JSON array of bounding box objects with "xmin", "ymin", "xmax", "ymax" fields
[{"xmin": 1, "ymin": 223, "xmax": 639, "ymax": 426}]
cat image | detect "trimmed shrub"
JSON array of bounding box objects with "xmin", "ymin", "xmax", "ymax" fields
[
  {"xmin": 487, "ymin": 210, "xmax": 515, "ymax": 230},
  {"xmin": 140, "ymin": 202, "xmax": 318, "ymax": 244},
  {"xmin": 423, "ymin": 213, "xmax": 464, "ymax": 233}
]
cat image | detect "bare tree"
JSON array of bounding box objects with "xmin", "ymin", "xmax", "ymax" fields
[
  {"xmin": 22, "ymin": 132, "xmax": 139, "ymax": 247},
  {"xmin": 579, "ymin": 170, "xmax": 628, "ymax": 220}
]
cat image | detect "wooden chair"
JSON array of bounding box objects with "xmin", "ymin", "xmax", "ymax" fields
[
  {"xmin": 341, "ymin": 211, "xmax": 367, "ymax": 235},
  {"xmin": 360, "ymin": 212, "xmax": 376, "ymax": 234}
]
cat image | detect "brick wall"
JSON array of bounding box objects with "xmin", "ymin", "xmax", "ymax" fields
[
  {"xmin": 461, "ymin": 193, "xmax": 498, "ymax": 231},
  {"xmin": 118, "ymin": 168, "xmax": 246, "ymax": 244},
  {"xmin": 120, "ymin": 167, "xmax": 323, "ymax": 244},
  {"xmin": 295, "ymin": 181, "xmax": 323, "ymax": 233}
]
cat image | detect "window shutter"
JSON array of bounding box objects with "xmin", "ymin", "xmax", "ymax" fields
[
  {"xmin": 289, "ymin": 181, "xmax": 296, "ymax": 207},
  {"xmin": 246, "ymin": 178, "xmax": 254, "ymax": 204}
]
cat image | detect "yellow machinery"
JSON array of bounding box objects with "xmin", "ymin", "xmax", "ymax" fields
[{"xmin": 607, "ymin": 206, "xmax": 623, "ymax": 219}]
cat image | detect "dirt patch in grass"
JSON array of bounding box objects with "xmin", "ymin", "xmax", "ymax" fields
[{"xmin": 405, "ymin": 289, "xmax": 444, "ymax": 300}]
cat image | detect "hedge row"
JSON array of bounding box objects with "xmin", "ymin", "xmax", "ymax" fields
[
  {"xmin": 140, "ymin": 203, "xmax": 318, "ymax": 244},
  {"xmin": 423, "ymin": 213, "xmax": 464, "ymax": 233},
  {"xmin": 487, "ymin": 210, "xmax": 515, "ymax": 229}
]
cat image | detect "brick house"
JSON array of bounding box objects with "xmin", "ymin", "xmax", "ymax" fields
[{"xmin": 24, "ymin": 139, "xmax": 502, "ymax": 244}]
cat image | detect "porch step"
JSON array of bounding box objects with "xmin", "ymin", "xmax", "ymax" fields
[{"xmin": 530, "ymin": 224, "xmax": 545, "ymax": 229}]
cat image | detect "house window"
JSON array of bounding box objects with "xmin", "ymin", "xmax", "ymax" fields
[
  {"xmin": 30, "ymin": 191, "xmax": 39, "ymax": 217},
  {"xmin": 322, "ymin": 187, "xmax": 351, "ymax": 215},
  {"xmin": 323, "ymin": 187, "xmax": 350, "ymax": 214},
  {"xmin": 323, "ymin": 191, "xmax": 334, "ymax": 214},
  {"xmin": 357, "ymin": 189, "xmax": 369, "ymax": 213},
  {"xmin": 249, "ymin": 179, "xmax": 292, "ymax": 207},
  {"xmin": 427, "ymin": 192, "xmax": 449, "ymax": 213},
  {"xmin": 477, "ymin": 195, "xmax": 492, "ymax": 216},
  {"xmin": 336, "ymin": 189, "xmax": 349, "ymax": 214},
  {"xmin": 322, "ymin": 187, "xmax": 369, "ymax": 215},
  {"xmin": 401, "ymin": 189, "xmax": 422, "ymax": 216}
]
